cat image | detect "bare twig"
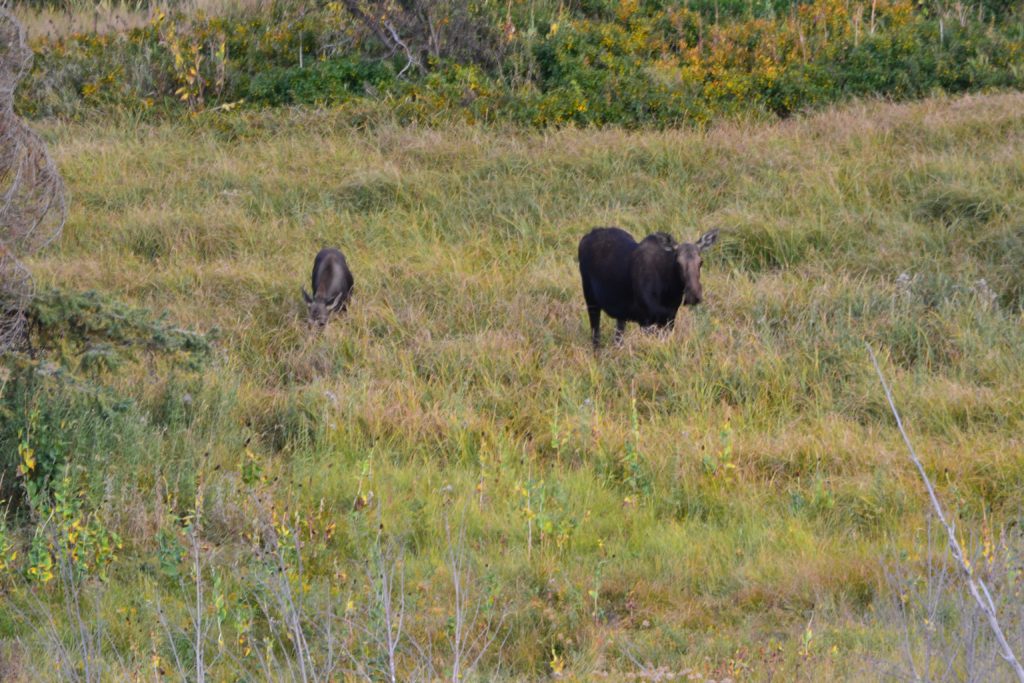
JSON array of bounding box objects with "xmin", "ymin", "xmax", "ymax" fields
[
  {"xmin": 380, "ymin": 536, "xmax": 406, "ymax": 683},
  {"xmin": 155, "ymin": 595, "xmax": 187, "ymax": 678},
  {"xmin": 336, "ymin": 0, "xmax": 424, "ymax": 76},
  {"xmin": 190, "ymin": 513, "xmax": 206, "ymax": 683},
  {"xmin": 443, "ymin": 508, "xmax": 509, "ymax": 682},
  {"xmin": 868, "ymin": 343, "xmax": 1024, "ymax": 683}
]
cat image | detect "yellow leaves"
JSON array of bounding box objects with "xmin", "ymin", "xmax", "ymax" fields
[
  {"xmin": 18, "ymin": 445, "xmax": 35, "ymax": 475},
  {"xmin": 550, "ymin": 647, "xmax": 566, "ymax": 676},
  {"xmin": 27, "ymin": 559, "xmax": 54, "ymax": 585},
  {"xmin": 617, "ymin": 0, "xmax": 640, "ymax": 23},
  {"xmin": 799, "ymin": 617, "xmax": 814, "ymax": 659},
  {"xmin": 67, "ymin": 519, "xmax": 81, "ymax": 546},
  {"xmin": 162, "ymin": 23, "xmax": 208, "ymax": 112}
]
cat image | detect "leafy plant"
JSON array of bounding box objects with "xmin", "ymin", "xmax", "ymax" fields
[{"xmin": 27, "ymin": 287, "xmax": 213, "ymax": 374}]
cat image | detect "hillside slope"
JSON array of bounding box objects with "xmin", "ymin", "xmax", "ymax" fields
[{"xmin": 8, "ymin": 92, "xmax": 1024, "ymax": 679}]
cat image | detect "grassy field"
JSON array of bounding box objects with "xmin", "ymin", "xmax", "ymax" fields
[
  {"xmin": 5, "ymin": 91, "xmax": 1024, "ymax": 680},
  {"xmin": 10, "ymin": 0, "xmax": 271, "ymax": 42}
]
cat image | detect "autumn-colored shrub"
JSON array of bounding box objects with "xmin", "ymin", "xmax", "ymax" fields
[{"xmin": 12, "ymin": 0, "xmax": 1024, "ymax": 125}]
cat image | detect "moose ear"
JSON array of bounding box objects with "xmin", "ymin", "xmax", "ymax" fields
[
  {"xmin": 301, "ymin": 288, "xmax": 312, "ymax": 304},
  {"xmin": 696, "ymin": 228, "xmax": 720, "ymax": 252},
  {"xmin": 327, "ymin": 291, "xmax": 345, "ymax": 311}
]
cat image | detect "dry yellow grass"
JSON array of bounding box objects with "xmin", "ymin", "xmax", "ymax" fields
[
  {"xmin": 11, "ymin": 0, "xmax": 271, "ymax": 39},
  {"xmin": 10, "ymin": 90, "xmax": 1024, "ymax": 679}
]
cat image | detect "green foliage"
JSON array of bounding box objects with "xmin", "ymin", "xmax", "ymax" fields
[
  {"xmin": 13, "ymin": 0, "xmax": 1024, "ymax": 126},
  {"xmin": 15, "ymin": 407, "xmax": 68, "ymax": 508},
  {"xmin": 28, "ymin": 287, "xmax": 213, "ymax": 374},
  {"xmin": 247, "ymin": 55, "xmax": 394, "ymax": 106},
  {"xmin": 5, "ymin": 408, "xmax": 122, "ymax": 585},
  {"xmin": 35, "ymin": 469, "xmax": 122, "ymax": 582},
  {"xmin": 0, "ymin": 288, "xmax": 213, "ymax": 513},
  {"xmin": 1, "ymin": 93, "xmax": 1023, "ymax": 678}
]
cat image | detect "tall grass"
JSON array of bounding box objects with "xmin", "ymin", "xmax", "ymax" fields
[{"xmin": 2, "ymin": 91, "xmax": 1024, "ymax": 679}]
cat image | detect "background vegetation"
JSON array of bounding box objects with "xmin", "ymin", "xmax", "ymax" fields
[
  {"xmin": 0, "ymin": 89, "xmax": 1023, "ymax": 679},
  {"xmin": 9, "ymin": 0, "xmax": 1024, "ymax": 125},
  {"xmin": 3, "ymin": 0, "xmax": 1024, "ymax": 677}
]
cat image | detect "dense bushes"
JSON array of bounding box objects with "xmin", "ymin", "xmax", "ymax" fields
[
  {"xmin": 246, "ymin": 56, "xmax": 394, "ymax": 106},
  {"xmin": 12, "ymin": 0, "xmax": 1024, "ymax": 125},
  {"xmin": 0, "ymin": 289, "xmax": 214, "ymax": 509}
]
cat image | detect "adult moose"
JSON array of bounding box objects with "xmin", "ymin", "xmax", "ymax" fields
[
  {"xmin": 302, "ymin": 247, "xmax": 354, "ymax": 328},
  {"xmin": 577, "ymin": 226, "xmax": 719, "ymax": 348}
]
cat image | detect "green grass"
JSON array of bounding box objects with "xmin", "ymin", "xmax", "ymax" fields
[{"xmin": 5, "ymin": 91, "xmax": 1024, "ymax": 680}]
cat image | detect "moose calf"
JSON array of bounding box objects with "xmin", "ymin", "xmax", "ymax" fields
[
  {"xmin": 302, "ymin": 248, "xmax": 354, "ymax": 328},
  {"xmin": 577, "ymin": 227, "xmax": 719, "ymax": 348}
]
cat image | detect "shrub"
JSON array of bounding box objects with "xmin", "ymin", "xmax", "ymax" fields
[
  {"xmin": 27, "ymin": 288, "xmax": 213, "ymax": 374},
  {"xmin": 247, "ymin": 55, "xmax": 394, "ymax": 106},
  {"xmin": 0, "ymin": 288, "xmax": 214, "ymax": 510},
  {"xmin": 12, "ymin": 0, "xmax": 1024, "ymax": 127}
]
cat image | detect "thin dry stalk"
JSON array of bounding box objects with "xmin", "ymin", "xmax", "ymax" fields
[
  {"xmin": 868, "ymin": 343, "xmax": 1024, "ymax": 683},
  {"xmin": 443, "ymin": 510, "xmax": 509, "ymax": 683},
  {"xmin": 252, "ymin": 515, "xmax": 319, "ymax": 682},
  {"xmin": 371, "ymin": 530, "xmax": 406, "ymax": 683}
]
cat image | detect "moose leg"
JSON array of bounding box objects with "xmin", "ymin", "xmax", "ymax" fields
[
  {"xmin": 581, "ymin": 277, "xmax": 602, "ymax": 348},
  {"xmin": 588, "ymin": 306, "xmax": 601, "ymax": 348},
  {"xmin": 614, "ymin": 319, "xmax": 626, "ymax": 346}
]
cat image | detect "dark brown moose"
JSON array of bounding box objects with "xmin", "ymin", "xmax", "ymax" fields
[
  {"xmin": 577, "ymin": 227, "xmax": 719, "ymax": 348},
  {"xmin": 302, "ymin": 247, "xmax": 354, "ymax": 328}
]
